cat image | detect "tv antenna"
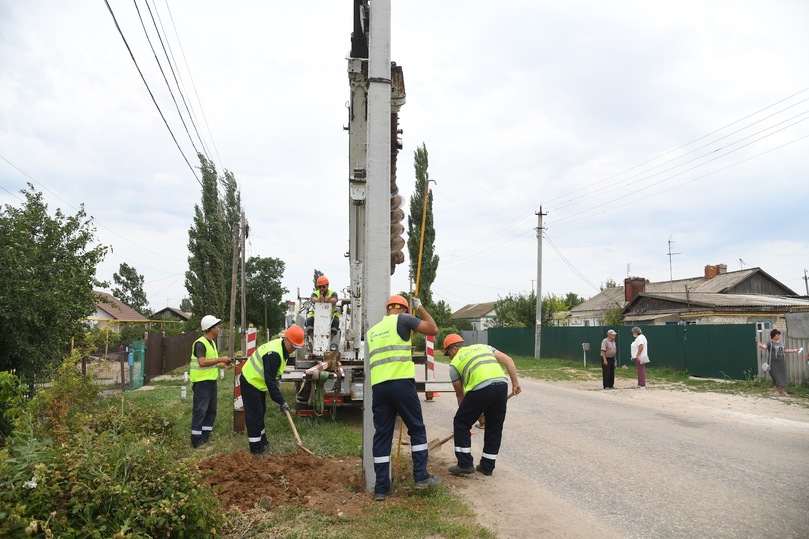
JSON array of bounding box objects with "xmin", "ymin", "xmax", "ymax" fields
[{"xmin": 667, "ymin": 235, "xmax": 681, "ymax": 283}]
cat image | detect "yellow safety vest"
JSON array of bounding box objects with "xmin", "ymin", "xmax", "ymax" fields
[
  {"xmin": 367, "ymin": 315, "xmax": 414, "ymax": 386},
  {"xmin": 190, "ymin": 336, "xmax": 219, "ymax": 382},
  {"xmin": 308, "ymin": 289, "xmax": 341, "ymax": 318},
  {"xmin": 241, "ymin": 338, "xmax": 287, "ymax": 392},
  {"xmin": 450, "ymin": 344, "xmax": 505, "ymax": 393}
]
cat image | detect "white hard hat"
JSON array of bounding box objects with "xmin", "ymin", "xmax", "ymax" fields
[
  {"xmin": 761, "ymin": 362, "xmax": 770, "ymax": 372},
  {"xmin": 201, "ymin": 315, "xmax": 221, "ymax": 331}
]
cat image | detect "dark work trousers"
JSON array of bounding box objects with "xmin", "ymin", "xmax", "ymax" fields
[
  {"xmin": 240, "ymin": 374, "xmax": 270, "ymax": 454},
  {"xmin": 371, "ymin": 378, "xmax": 429, "ymax": 495},
  {"xmin": 190, "ymin": 380, "xmax": 217, "ymax": 448},
  {"xmin": 453, "ymin": 382, "xmax": 508, "ymax": 473},
  {"xmin": 602, "ymin": 357, "xmax": 616, "ymax": 388}
]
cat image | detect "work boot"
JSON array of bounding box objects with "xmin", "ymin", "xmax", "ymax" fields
[
  {"xmin": 448, "ymin": 465, "xmax": 475, "ymax": 476},
  {"xmin": 374, "ymin": 487, "xmax": 393, "ymax": 501},
  {"xmin": 475, "ymin": 464, "xmax": 493, "ymax": 476},
  {"xmin": 414, "ymin": 475, "xmax": 442, "ymax": 489}
]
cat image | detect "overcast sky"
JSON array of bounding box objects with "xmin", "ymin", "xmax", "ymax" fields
[{"xmin": 2, "ymin": 0, "xmax": 808, "ymax": 317}]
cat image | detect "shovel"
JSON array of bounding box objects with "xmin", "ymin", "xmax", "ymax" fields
[
  {"xmin": 429, "ymin": 391, "xmax": 516, "ymax": 452},
  {"xmin": 284, "ymin": 409, "xmax": 315, "ymax": 455}
]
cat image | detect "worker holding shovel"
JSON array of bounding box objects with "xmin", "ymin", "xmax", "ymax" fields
[
  {"xmin": 442, "ymin": 334, "xmax": 521, "ymax": 477},
  {"xmin": 239, "ymin": 325, "xmax": 305, "ymax": 455}
]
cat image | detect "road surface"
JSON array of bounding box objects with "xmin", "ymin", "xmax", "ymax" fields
[{"xmin": 419, "ymin": 362, "xmax": 809, "ymax": 538}]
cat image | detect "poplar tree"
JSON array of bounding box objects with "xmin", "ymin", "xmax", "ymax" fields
[
  {"xmin": 407, "ymin": 143, "xmax": 439, "ymax": 307},
  {"xmin": 185, "ymin": 154, "xmax": 229, "ymax": 325}
]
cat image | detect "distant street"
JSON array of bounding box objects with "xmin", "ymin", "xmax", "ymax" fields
[{"xmin": 420, "ymin": 363, "xmax": 809, "ymax": 538}]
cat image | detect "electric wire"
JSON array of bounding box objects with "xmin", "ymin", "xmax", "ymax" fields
[
  {"xmin": 161, "ymin": 0, "xmax": 225, "ymax": 172},
  {"xmin": 542, "ymin": 232, "xmax": 600, "ymax": 292},
  {"xmin": 102, "ymin": 0, "xmax": 201, "ymax": 186},
  {"xmin": 146, "ymin": 0, "xmax": 212, "ymax": 159},
  {"xmin": 131, "ymin": 0, "xmax": 200, "ymax": 158}
]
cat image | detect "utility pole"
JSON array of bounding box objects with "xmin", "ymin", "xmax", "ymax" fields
[
  {"xmin": 240, "ymin": 212, "xmax": 248, "ymax": 345},
  {"xmin": 228, "ymin": 202, "xmax": 241, "ymax": 357},
  {"xmin": 534, "ymin": 207, "xmax": 546, "ymax": 360},
  {"xmin": 362, "ymin": 0, "xmax": 392, "ymax": 492}
]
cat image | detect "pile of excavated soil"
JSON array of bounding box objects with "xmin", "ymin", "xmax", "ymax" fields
[{"xmin": 197, "ymin": 450, "xmax": 371, "ymax": 516}]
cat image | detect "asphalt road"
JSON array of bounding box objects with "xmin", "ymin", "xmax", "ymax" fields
[{"xmin": 419, "ymin": 363, "xmax": 809, "ymax": 538}]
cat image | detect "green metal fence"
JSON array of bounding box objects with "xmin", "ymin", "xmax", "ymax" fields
[{"xmin": 489, "ymin": 324, "xmax": 758, "ymax": 380}]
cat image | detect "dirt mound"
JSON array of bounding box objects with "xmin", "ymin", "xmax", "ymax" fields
[{"xmin": 197, "ymin": 450, "xmax": 371, "ymax": 516}]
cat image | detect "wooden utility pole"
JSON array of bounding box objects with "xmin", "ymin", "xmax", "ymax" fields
[{"xmin": 228, "ymin": 205, "xmax": 240, "ymax": 356}]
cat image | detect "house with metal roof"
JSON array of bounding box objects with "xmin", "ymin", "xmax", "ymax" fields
[
  {"xmin": 569, "ymin": 264, "xmax": 809, "ymax": 327},
  {"xmin": 90, "ymin": 291, "xmax": 149, "ymax": 331},
  {"xmin": 452, "ymin": 301, "xmax": 498, "ymax": 331}
]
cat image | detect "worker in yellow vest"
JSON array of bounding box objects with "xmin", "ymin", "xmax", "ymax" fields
[
  {"xmin": 240, "ymin": 325, "xmax": 305, "ymax": 455},
  {"xmin": 306, "ymin": 275, "xmax": 340, "ymax": 337},
  {"xmin": 441, "ymin": 334, "xmax": 521, "ymax": 476},
  {"xmin": 190, "ymin": 315, "xmax": 232, "ymax": 448},
  {"xmin": 366, "ymin": 295, "xmax": 442, "ymax": 501}
]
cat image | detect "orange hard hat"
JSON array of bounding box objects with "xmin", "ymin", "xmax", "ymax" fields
[
  {"xmin": 284, "ymin": 325, "xmax": 305, "ymax": 348},
  {"xmin": 316, "ymin": 276, "xmax": 329, "ymax": 287},
  {"xmin": 386, "ymin": 295, "xmax": 409, "ymax": 313},
  {"xmin": 442, "ymin": 333, "xmax": 464, "ymax": 355}
]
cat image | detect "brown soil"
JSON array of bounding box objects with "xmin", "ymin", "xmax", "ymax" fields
[{"xmin": 197, "ymin": 450, "xmax": 371, "ymax": 517}]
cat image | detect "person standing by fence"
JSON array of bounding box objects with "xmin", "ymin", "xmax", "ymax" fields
[
  {"xmin": 600, "ymin": 329, "xmax": 618, "ymax": 389},
  {"xmin": 190, "ymin": 315, "xmax": 231, "ymax": 448},
  {"xmin": 631, "ymin": 327, "xmax": 649, "ymax": 389},
  {"xmin": 756, "ymin": 329, "xmax": 802, "ymax": 396}
]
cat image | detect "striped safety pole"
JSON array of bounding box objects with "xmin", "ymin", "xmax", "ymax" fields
[{"xmin": 425, "ymin": 334, "xmax": 435, "ymax": 401}]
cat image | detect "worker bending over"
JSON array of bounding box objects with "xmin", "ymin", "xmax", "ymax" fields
[
  {"xmin": 367, "ymin": 295, "xmax": 442, "ymax": 501},
  {"xmin": 441, "ymin": 334, "xmax": 521, "ymax": 476},
  {"xmin": 239, "ymin": 325, "xmax": 305, "ymax": 455}
]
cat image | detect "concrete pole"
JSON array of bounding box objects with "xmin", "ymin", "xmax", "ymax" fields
[
  {"xmin": 534, "ymin": 208, "xmax": 546, "ymax": 359},
  {"xmin": 362, "ymin": 0, "xmax": 392, "ymax": 492}
]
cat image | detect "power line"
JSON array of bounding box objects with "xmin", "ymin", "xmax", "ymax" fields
[
  {"xmin": 143, "ymin": 0, "xmax": 211, "ymax": 158},
  {"xmin": 131, "ymin": 0, "xmax": 200, "ymax": 157},
  {"xmin": 542, "ymin": 232, "xmax": 600, "ymax": 292},
  {"xmin": 161, "ymin": 0, "xmax": 225, "ymax": 172},
  {"xmin": 102, "ymin": 0, "xmax": 201, "ymax": 186}
]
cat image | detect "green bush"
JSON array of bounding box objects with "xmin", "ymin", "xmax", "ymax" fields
[
  {"xmin": 0, "ymin": 427, "xmax": 224, "ymax": 538},
  {"xmin": 0, "ymin": 372, "xmax": 26, "ymax": 443},
  {"xmin": 0, "ymin": 356, "xmax": 226, "ymax": 537}
]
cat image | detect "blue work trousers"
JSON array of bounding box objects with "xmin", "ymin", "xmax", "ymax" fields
[
  {"xmin": 372, "ymin": 378, "xmax": 429, "ymax": 495},
  {"xmin": 453, "ymin": 382, "xmax": 508, "ymax": 473},
  {"xmin": 240, "ymin": 374, "xmax": 271, "ymax": 454},
  {"xmin": 190, "ymin": 380, "xmax": 217, "ymax": 448}
]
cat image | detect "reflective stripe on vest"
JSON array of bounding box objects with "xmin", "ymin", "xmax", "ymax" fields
[
  {"xmin": 241, "ymin": 338, "xmax": 286, "ymax": 392},
  {"xmin": 190, "ymin": 336, "xmax": 219, "ymax": 382},
  {"xmin": 367, "ymin": 315, "xmax": 414, "ymax": 385},
  {"xmin": 450, "ymin": 344, "xmax": 504, "ymax": 393},
  {"xmin": 308, "ymin": 289, "xmax": 341, "ymax": 318}
]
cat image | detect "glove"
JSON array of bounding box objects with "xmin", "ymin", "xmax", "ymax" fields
[
  {"xmin": 412, "ymin": 297, "xmax": 422, "ymax": 312},
  {"xmin": 280, "ymin": 402, "xmax": 290, "ymax": 414}
]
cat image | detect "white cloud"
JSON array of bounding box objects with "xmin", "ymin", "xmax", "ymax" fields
[{"xmin": 1, "ymin": 0, "xmax": 807, "ymax": 315}]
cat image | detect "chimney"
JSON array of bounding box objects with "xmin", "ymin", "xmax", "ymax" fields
[
  {"xmin": 624, "ymin": 277, "xmax": 647, "ymax": 302},
  {"xmin": 704, "ymin": 264, "xmax": 727, "ymax": 280}
]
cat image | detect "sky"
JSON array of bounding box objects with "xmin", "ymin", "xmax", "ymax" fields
[{"xmin": 2, "ymin": 0, "xmax": 808, "ymax": 317}]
